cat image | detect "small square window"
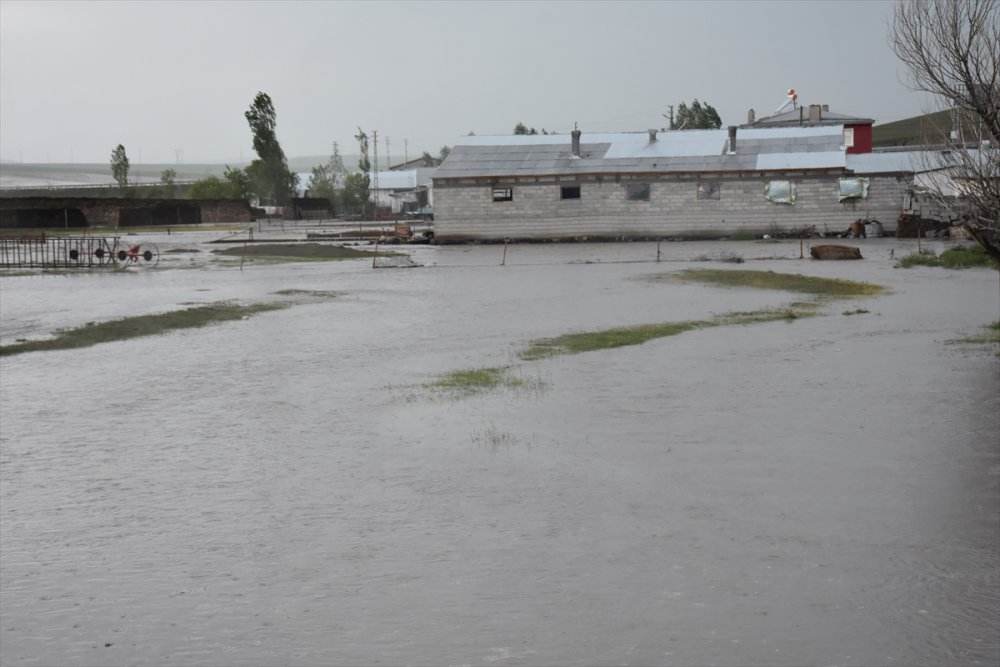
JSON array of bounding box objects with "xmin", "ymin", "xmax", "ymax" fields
[
  {"xmin": 765, "ymin": 180, "xmax": 796, "ymax": 204},
  {"xmin": 838, "ymin": 177, "xmax": 869, "ymax": 201},
  {"xmin": 560, "ymin": 186, "xmax": 581, "ymax": 200},
  {"xmin": 697, "ymin": 181, "xmax": 721, "ymax": 200},
  {"xmin": 492, "ymin": 188, "xmax": 513, "ymax": 202},
  {"xmin": 626, "ymin": 183, "xmax": 650, "ymax": 201}
]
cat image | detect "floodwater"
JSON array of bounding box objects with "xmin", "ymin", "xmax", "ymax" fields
[{"xmin": 1, "ymin": 232, "xmax": 998, "ymax": 666}]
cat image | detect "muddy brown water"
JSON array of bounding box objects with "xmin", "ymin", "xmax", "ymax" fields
[{"xmin": 1, "ymin": 236, "xmax": 998, "ymax": 666}]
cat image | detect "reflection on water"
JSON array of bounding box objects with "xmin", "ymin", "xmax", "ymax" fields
[{"xmin": 2, "ymin": 238, "xmax": 998, "ymax": 666}]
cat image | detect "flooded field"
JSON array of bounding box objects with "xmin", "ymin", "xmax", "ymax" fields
[{"xmin": 1, "ymin": 231, "xmax": 998, "ymax": 666}]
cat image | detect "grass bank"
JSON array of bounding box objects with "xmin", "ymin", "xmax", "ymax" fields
[
  {"xmin": 519, "ymin": 308, "xmax": 806, "ymax": 361},
  {"xmin": 0, "ymin": 302, "xmax": 288, "ymax": 357},
  {"xmin": 895, "ymin": 245, "xmax": 995, "ymax": 269},
  {"xmin": 212, "ymin": 243, "xmax": 378, "ymax": 262},
  {"xmin": 947, "ymin": 321, "xmax": 1000, "ymax": 347},
  {"xmin": 660, "ymin": 268, "xmax": 884, "ymax": 298}
]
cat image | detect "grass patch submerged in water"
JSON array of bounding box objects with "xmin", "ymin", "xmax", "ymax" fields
[
  {"xmin": 895, "ymin": 245, "xmax": 994, "ymax": 269},
  {"xmin": 0, "ymin": 302, "xmax": 288, "ymax": 357},
  {"xmin": 946, "ymin": 321, "xmax": 1000, "ymax": 348},
  {"xmin": 663, "ymin": 268, "xmax": 884, "ymax": 298},
  {"xmin": 519, "ymin": 308, "xmax": 807, "ymax": 361},
  {"xmin": 424, "ymin": 366, "xmax": 545, "ymax": 398},
  {"xmin": 272, "ymin": 289, "xmax": 342, "ymax": 298},
  {"xmin": 213, "ymin": 243, "xmax": 380, "ymax": 262}
]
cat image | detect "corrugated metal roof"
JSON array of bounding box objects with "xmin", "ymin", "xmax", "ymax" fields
[
  {"xmin": 436, "ymin": 127, "xmax": 850, "ymax": 179},
  {"xmin": 756, "ymin": 151, "xmax": 846, "ymax": 171},
  {"xmin": 846, "ymin": 151, "xmax": 927, "ymax": 174}
]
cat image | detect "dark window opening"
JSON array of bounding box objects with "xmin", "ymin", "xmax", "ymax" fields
[
  {"xmin": 492, "ymin": 188, "xmax": 513, "ymax": 202},
  {"xmin": 697, "ymin": 182, "xmax": 721, "ymax": 200},
  {"xmin": 627, "ymin": 183, "xmax": 650, "ymax": 201},
  {"xmin": 560, "ymin": 186, "xmax": 581, "ymax": 200}
]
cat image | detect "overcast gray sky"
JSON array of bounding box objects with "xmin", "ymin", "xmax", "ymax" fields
[{"xmin": 0, "ymin": 0, "xmax": 931, "ymax": 165}]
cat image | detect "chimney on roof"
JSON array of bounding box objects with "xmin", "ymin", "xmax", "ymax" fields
[
  {"xmin": 747, "ymin": 108, "xmax": 756, "ymax": 124},
  {"xmin": 571, "ymin": 123, "xmax": 581, "ymax": 157},
  {"xmin": 728, "ymin": 125, "xmax": 737, "ymax": 154},
  {"xmin": 648, "ymin": 129, "xmax": 658, "ymax": 142},
  {"xmin": 809, "ymin": 104, "xmax": 822, "ymax": 122}
]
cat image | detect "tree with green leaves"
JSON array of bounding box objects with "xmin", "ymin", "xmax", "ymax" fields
[
  {"xmin": 159, "ymin": 168, "xmax": 176, "ymax": 198},
  {"xmin": 355, "ymin": 127, "xmax": 371, "ymax": 218},
  {"xmin": 243, "ymin": 91, "xmax": 298, "ymax": 205},
  {"xmin": 340, "ymin": 172, "xmax": 370, "ymax": 215},
  {"xmin": 188, "ymin": 165, "xmax": 252, "ymax": 199},
  {"xmin": 307, "ymin": 164, "xmax": 336, "ymax": 200},
  {"xmin": 110, "ymin": 144, "xmax": 130, "ymax": 188},
  {"xmin": 670, "ymin": 99, "xmax": 722, "ymax": 130},
  {"xmin": 439, "ymin": 145, "xmax": 451, "ymax": 160},
  {"xmin": 307, "ymin": 141, "xmax": 349, "ymax": 200}
]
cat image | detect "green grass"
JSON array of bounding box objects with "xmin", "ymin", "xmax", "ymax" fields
[
  {"xmin": 424, "ymin": 366, "xmax": 544, "ymax": 398},
  {"xmin": 665, "ymin": 268, "xmax": 884, "ymax": 298},
  {"xmin": 727, "ymin": 230, "xmax": 758, "ymax": 241},
  {"xmin": 0, "ymin": 302, "xmax": 288, "ymax": 357},
  {"xmin": 946, "ymin": 321, "xmax": 1000, "ymax": 347},
  {"xmin": 896, "ymin": 245, "xmax": 994, "ymax": 269},
  {"xmin": 272, "ymin": 289, "xmax": 341, "ymax": 298},
  {"xmin": 519, "ymin": 308, "xmax": 808, "ymax": 361},
  {"xmin": 842, "ymin": 308, "xmax": 871, "ymax": 316},
  {"xmin": 212, "ymin": 243, "xmax": 379, "ymax": 262}
]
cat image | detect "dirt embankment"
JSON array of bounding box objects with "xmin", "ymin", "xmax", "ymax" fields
[{"xmin": 211, "ymin": 243, "xmax": 373, "ymax": 259}]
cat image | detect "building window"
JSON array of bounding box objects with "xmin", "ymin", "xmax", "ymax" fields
[
  {"xmin": 764, "ymin": 180, "xmax": 796, "ymax": 204},
  {"xmin": 492, "ymin": 188, "xmax": 513, "ymax": 202},
  {"xmin": 560, "ymin": 185, "xmax": 581, "ymax": 200},
  {"xmin": 697, "ymin": 181, "xmax": 721, "ymax": 200},
  {"xmin": 843, "ymin": 127, "xmax": 855, "ymax": 148},
  {"xmin": 626, "ymin": 183, "xmax": 650, "ymax": 201},
  {"xmin": 838, "ymin": 177, "xmax": 869, "ymax": 202}
]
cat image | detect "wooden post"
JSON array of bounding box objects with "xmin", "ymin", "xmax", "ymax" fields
[
  {"xmin": 656, "ymin": 240, "xmax": 662, "ymax": 263},
  {"xmin": 501, "ymin": 238, "xmax": 508, "ymax": 266},
  {"xmin": 800, "ymin": 231, "xmax": 804, "ymax": 259},
  {"xmin": 373, "ymin": 237, "xmax": 380, "ymax": 268}
]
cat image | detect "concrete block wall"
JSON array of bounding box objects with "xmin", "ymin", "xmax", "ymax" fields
[{"xmin": 434, "ymin": 174, "xmax": 910, "ymax": 241}]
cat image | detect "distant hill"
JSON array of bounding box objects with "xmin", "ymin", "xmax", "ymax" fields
[{"xmin": 0, "ymin": 153, "xmax": 393, "ymax": 189}]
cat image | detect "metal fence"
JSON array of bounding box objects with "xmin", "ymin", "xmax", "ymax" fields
[{"xmin": 0, "ymin": 236, "xmax": 120, "ymax": 268}]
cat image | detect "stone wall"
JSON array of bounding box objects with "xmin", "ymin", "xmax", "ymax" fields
[{"xmin": 433, "ymin": 173, "xmax": 911, "ymax": 242}]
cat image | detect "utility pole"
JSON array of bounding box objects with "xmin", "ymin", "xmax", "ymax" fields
[
  {"xmin": 404, "ymin": 138, "xmax": 408, "ymax": 166},
  {"xmin": 372, "ymin": 130, "xmax": 379, "ymax": 221},
  {"xmin": 385, "ymin": 136, "xmax": 391, "ymax": 170}
]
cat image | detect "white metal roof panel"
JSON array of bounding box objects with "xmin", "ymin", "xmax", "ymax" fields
[
  {"xmin": 755, "ymin": 151, "xmax": 846, "ymax": 170},
  {"xmin": 846, "ymin": 151, "xmax": 925, "ymax": 174},
  {"xmin": 738, "ymin": 125, "xmax": 844, "ymax": 140}
]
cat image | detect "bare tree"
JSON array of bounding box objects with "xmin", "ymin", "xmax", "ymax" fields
[{"xmin": 890, "ymin": 0, "xmax": 1000, "ymax": 263}]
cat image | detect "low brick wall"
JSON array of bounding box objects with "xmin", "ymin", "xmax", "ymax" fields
[{"xmin": 0, "ymin": 197, "xmax": 254, "ymax": 229}]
